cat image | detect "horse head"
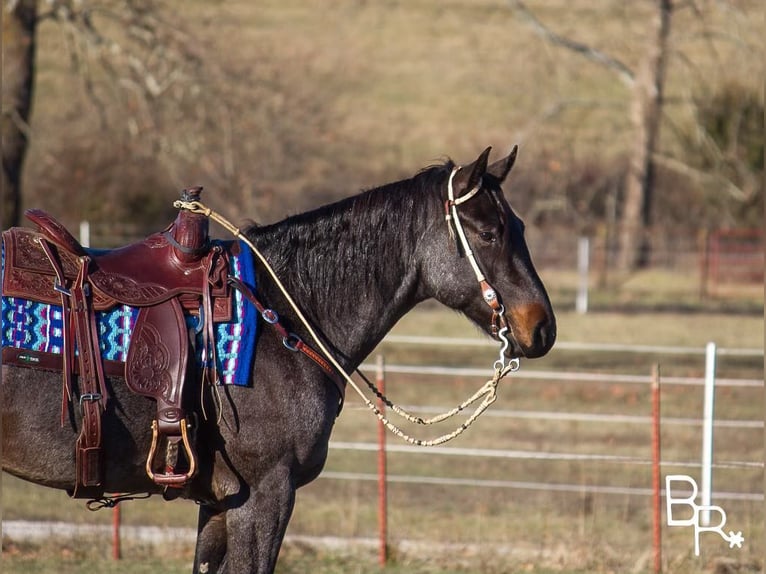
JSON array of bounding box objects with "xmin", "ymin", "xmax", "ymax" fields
[{"xmin": 421, "ymin": 146, "xmax": 556, "ymax": 359}]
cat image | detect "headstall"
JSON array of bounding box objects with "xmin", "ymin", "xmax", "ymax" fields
[{"xmin": 444, "ymin": 166, "xmax": 520, "ymax": 373}]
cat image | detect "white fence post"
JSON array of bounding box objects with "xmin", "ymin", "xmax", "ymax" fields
[
  {"xmin": 576, "ymin": 237, "xmax": 589, "ymax": 314},
  {"xmin": 700, "ymin": 341, "xmax": 717, "ymax": 525},
  {"xmin": 79, "ymin": 220, "xmax": 91, "ymax": 248}
]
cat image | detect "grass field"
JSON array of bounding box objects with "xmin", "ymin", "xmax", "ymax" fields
[
  {"xmin": 0, "ymin": 537, "xmax": 608, "ymax": 574},
  {"xmin": 24, "ymin": 0, "xmax": 763, "ymax": 233},
  {"xmin": 3, "ymin": 271, "xmax": 763, "ymax": 573}
]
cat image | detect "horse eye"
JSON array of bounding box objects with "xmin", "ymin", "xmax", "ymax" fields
[{"xmin": 479, "ymin": 231, "xmax": 496, "ymax": 243}]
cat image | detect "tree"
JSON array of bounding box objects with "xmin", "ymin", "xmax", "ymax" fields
[
  {"xmin": 2, "ymin": 1, "xmax": 350, "ymax": 234},
  {"xmin": 619, "ymin": 0, "xmax": 671, "ymax": 270},
  {"xmin": 2, "ymin": 0, "xmax": 37, "ymax": 230},
  {"xmin": 508, "ymin": 0, "xmax": 672, "ymax": 271},
  {"xmin": 3, "ymin": 0, "xmax": 201, "ymax": 229}
]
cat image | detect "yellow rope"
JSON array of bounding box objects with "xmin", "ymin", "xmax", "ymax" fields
[{"xmin": 175, "ymin": 200, "xmax": 513, "ymax": 446}]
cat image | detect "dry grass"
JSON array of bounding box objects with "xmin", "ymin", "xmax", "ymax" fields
[
  {"xmin": 3, "ymin": 303, "xmax": 763, "ymax": 572},
  {"xmin": 7, "ymin": 2, "xmax": 764, "ymax": 570},
  {"xmin": 24, "ymin": 0, "xmax": 763, "ymax": 228}
]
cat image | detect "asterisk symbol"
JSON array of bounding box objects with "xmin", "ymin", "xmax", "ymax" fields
[{"xmin": 727, "ymin": 531, "xmax": 744, "ymax": 549}]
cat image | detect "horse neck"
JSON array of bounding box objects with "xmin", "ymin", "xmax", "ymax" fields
[{"xmin": 253, "ymin": 175, "xmax": 443, "ymax": 368}]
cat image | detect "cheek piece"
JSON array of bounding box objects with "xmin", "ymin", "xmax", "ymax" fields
[{"xmin": 444, "ymin": 166, "xmax": 520, "ymax": 373}]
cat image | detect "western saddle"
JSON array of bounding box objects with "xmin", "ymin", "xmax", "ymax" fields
[{"xmin": 2, "ymin": 187, "xmax": 233, "ymax": 498}]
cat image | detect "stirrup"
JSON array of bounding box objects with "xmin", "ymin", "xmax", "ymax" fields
[{"xmin": 145, "ymin": 418, "xmax": 197, "ymax": 487}]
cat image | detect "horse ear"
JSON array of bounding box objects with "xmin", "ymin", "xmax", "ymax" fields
[
  {"xmin": 453, "ymin": 146, "xmax": 492, "ymax": 196},
  {"xmin": 487, "ymin": 144, "xmax": 518, "ymax": 184}
]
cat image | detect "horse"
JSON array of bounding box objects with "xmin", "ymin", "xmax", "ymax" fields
[{"xmin": 1, "ymin": 145, "xmax": 556, "ymax": 573}]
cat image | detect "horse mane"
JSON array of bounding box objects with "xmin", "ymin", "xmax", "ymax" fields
[{"xmin": 245, "ymin": 161, "xmax": 455, "ymax": 316}]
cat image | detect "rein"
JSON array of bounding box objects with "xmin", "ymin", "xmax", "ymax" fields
[{"xmin": 175, "ymin": 179, "xmax": 519, "ymax": 446}]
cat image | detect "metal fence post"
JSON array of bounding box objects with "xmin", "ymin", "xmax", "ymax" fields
[
  {"xmin": 700, "ymin": 342, "xmax": 716, "ymax": 526},
  {"xmin": 79, "ymin": 220, "xmax": 91, "ymax": 248},
  {"xmin": 376, "ymin": 355, "xmax": 388, "ymax": 566},
  {"xmin": 651, "ymin": 364, "xmax": 662, "ymax": 574},
  {"xmin": 576, "ymin": 237, "xmax": 590, "ymax": 314}
]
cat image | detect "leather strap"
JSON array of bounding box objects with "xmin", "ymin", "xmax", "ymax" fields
[
  {"xmin": 37, "ymin": 238, "xmax": 75, "ymax": 426},
  {"xmin": 202, "ymin": 249, "xmax": 219, "ymax": 384},
  {"xmin": 445, "ymin": 167, "xmax": 508, "ymax": 337},
  {"xmin": 68, "ymin": 256, "xmax": 109, "ymax": 498},
  {"xmin": 227, "ymin": 276, "xmax": 345, "ymax": 410},
  {"xmin": 2, "ymin": 346, "xmax": 124, "ymax": 377}
]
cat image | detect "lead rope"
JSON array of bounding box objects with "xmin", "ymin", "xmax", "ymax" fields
[{"xmin": 174, "ymin": 199, "xmax": 516, "ymax": 446}]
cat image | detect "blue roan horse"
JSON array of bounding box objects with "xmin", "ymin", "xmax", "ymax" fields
[{"xmin": 1, "ymin": 146, "xmax": 555, "ymax": 573}]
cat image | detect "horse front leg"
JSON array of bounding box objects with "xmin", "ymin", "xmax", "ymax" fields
[
  {"xmin": 193, "ymin": 504, "xmax": 228, "ymax": 574},
  {"xmin": 224, "ymin": 464, "xmax": 296, "ymax": 574}
]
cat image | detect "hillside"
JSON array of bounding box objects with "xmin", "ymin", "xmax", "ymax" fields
[{"xmin": 21, "ymin": 0, "xmax": 764, "ymax": 235}]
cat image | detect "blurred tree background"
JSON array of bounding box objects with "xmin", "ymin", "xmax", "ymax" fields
[{"xmin": 2, "ymin": 0, "xmax": 763, "ymax": 268}]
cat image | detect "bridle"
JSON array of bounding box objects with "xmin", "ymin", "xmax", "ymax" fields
[
  {"xmin": 444, "ymin": 166, "xmax": 520, "ymax": 373},
  {"xmin": 175, "ymin": 177, "xmax": 521, "ymax": 446}
]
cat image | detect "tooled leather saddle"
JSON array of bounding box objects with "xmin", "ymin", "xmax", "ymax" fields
[{"xmin": 1, "ymin": 187, "xmax": 232, "ymax": 498}]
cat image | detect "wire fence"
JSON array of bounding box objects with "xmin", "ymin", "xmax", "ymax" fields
[
  {"xmin": 46, "ymin": 218, "xmax": 759, "ymax": 570},
  {"xmin": 348, "ymin": 336, "xmax": 763, "ymax": 496},
  {"xmin": 4, "ymin": 335, "xmax": 762, "ymax": 570},
  {"xmin": 305, "ymin": 334, "xmax": 764, "ymax": 567}
]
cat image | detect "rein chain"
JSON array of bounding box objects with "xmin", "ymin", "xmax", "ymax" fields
[{"xmin": 175, "ymin": 195, "xmax": 517, "ymax": 446}]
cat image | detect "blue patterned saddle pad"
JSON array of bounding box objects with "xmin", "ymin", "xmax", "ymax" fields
[{"xmin": 1, "ymin": 240, "xmax": 257, "ymax": 386}]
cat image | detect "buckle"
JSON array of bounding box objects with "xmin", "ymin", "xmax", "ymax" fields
[
  {"xmin": 282, "ymin": 334, "xmax": 301, "ymax": 352},
  {"xmin": 262, "ymin": 309, "xmax": 279, "ymax": 324},
  {"xmin": 79, "ymin": 393, "xmax": 102, "ymax": 405},
  {"xmin": 54, "ymin": 281, "xmax": 71, "ymax": 297}
]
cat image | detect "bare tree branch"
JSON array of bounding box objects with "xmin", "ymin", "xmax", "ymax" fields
[
  {"xmin": 507, "ymin": 0, "xmax": 636, "ymax": 87},
  {"xmin": 653, "ymin": 153, "xmax": 752, "ymax": 201},
  {"xmin": 516, "ymin": 98, "xmax": 625, "ymax": 142}
]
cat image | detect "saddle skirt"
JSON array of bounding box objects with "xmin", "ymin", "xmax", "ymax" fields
[{"xmin": 1, "ymin": 238, "xmax": 258, "ymax": 386}]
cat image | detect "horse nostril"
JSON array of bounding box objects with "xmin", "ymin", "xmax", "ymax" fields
[
  {"xmin": 508, "ymin": 304, "xmax": 556, "ymax": 358},
  {"xmin": 533, "ymin": 316, "xmax": 556, "ymax": 354}
]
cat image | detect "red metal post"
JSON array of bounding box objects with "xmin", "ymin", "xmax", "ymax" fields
[
  {"xmin": 376, "ymin": 354, "xmax": 388, "ymax": 567},
  {"xmin": 698, "ymin": 228, "xmax": 709, "ymax": 300},
  {"xmin": 709, "ymin": 230, "xmax": 720, "ymax": 295},
  {"xmin": 651, "ymin": 365, "xmax": 661, "ymax": 574},
  {"xmin": 112, "ymin": 502, "xmax": 122, "ymax": 560}
]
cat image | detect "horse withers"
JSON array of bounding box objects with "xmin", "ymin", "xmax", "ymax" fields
[{"xmin": 1, "ymin": 146, "xmax": 555, "ymax": 573}]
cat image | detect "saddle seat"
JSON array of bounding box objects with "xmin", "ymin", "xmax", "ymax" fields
[
  {"xmin": 7, "ymin": 197, "xmax": 232, "ymax": 320},
  {"xmin": 2, "ymin": 187, "xmax": 232, "ymax": 498}
]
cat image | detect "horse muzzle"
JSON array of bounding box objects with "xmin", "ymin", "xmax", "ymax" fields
[{"xmin": 502, "ymin": 302, "xmax": 557, "ymax": 359}]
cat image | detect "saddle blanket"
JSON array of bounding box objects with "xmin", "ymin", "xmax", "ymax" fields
[{"xmin": 1, "ymin": 240, "xmax": 257, "ymax": 386}]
